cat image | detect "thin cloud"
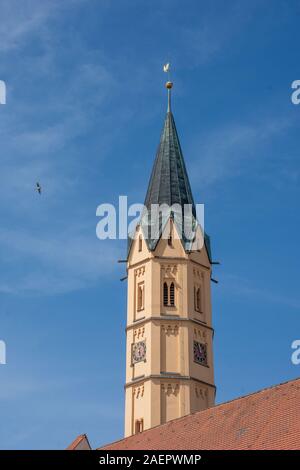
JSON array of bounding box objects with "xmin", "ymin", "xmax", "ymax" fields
[
  {"xmin": 181, "ymin": 1, "xmax": 260, "ymax": 67},
  {"xmin": 189, "ymin": 115, "xmax": 293, "ymax": 189},
  {"xmin": 0, "ymin": 0, "xmax": 58, "ymax": 52},
  {"xmin": 221, "ymin": 274, "xmax": 300, "ymax": 311},
  {"xmin": 0, "ymin": 228, "xmax": 122, "ymax": 295},
  {"xmin": 0, "ymin": 0, "xmax": 84, "ymax": 52}
]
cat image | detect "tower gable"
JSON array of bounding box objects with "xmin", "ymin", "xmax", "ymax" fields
[
  {"xmin": 127, "ymin": 225, "xmax": 151, "ymax": 266},
  {"xmin": 154, "ymin": 218, "xmax": 187, "ymax": 259}
]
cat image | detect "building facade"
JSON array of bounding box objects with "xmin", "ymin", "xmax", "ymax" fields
[{"xmin": 124, "ymin": 82, "xmax": 216, "ymax": 437}]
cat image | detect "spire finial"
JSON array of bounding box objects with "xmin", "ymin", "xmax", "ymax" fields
[
  {"xmin": 165, "ymin": 80, "xmax": 173, "ymax": 112},
  {"xmin": 163, "ymin": 62, "xmax": 173, "ymax": 112}
]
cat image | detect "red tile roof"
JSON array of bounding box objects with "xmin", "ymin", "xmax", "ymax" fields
[
  {"xmin": 99, "ymin": 378, "xmax": 300, "ymax": 450},
  {"xmin": 67, "ymin": 434, "xmax": 91, "ymax": 450}
]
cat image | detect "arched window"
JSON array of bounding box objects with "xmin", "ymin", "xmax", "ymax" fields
[
  {"xmin": 196, "ymin": 287, "xmax": 201, "ymax": 311},
  {"xmin": 135, "ymin": 419, "xmax": 144, "ymax": 434},
  {"xmin": 194, "ymin": 286, "xmax": 202, "ymax": 312},
  {"xmin": 163, "ymin": 282, "xmax": 168, "ymax": 306},
  {"xmin": 168, "ymin": 234, "xmax": 172, "ymax": 246},
  {"xmin": 137, "ymin": 283, "xmax": 144, "ymax": 311},
  {"xmin": 138, "ymin": 235, "xmax": 142, "ymax": 252},
  {"xmin": 170, "ymin": 282, "xmax": 175, "ymax": 306}
]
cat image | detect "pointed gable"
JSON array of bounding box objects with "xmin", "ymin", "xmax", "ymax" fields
[{"xmin": 67, "ymin": 434, "xmax": 91, "ymax": 450}]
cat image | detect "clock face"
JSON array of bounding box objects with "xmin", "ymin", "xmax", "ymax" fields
[
  {"xmin": 193, "ymin": 341, "xmax": 207, "ymax": 366},
  {"xmin": 132, "ymin": 341, "xmax": 146, "ymax": 364}
]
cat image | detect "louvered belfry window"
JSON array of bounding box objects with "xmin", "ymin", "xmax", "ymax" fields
[
  {"xmin": 163, "ymin": 282, "xmax": 169, "ymax": 306},
  {"xmin": 163, "ymin": 281, "xmax": 175, "ymax": 307},
  {"xmin": 170, "ymin": 282, "xmax": 175, "ymax": 306}
]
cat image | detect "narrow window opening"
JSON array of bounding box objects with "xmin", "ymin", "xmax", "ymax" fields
[
  {"xmin": 163, "ymin": 282, "xmax": 169, "ymax": 306},
  {"xmin": 138, "ymin": 235, "xmax": 142, "ymax": 252},
  {"xmin": 195, "ymin": 286, "xmax": 202, "ymax": 312},
  {"xmin": 170, "ymin": 282, "xmax": 175, "ymax": 306},
  {"xmin": 135, "ymin": 419, "xmax": 144, "ymax": 434},
  {"xmin": 197, "ymin": 288, "xmax": 201, "ymax": 311},
  {"xmin": 137, "ymin": 283, "xmax": 144, "ymax": 311}
]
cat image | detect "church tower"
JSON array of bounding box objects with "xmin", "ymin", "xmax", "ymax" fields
[{"xmin": 124, "ymin": 80, "xmax": 216, "ymax": 437}]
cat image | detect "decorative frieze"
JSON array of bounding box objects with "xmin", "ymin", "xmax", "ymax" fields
[
  {"xmin": 135, "ymin": 266, "xmax": 145, "ymax": 278},
  {"xmin": 161, "ymin": 324, "xmax": 179, "ymax": 336},
  {"xmin": 133, "ymin": 326, "xmax": 145, "ymax": 340},
  {"xmin": 193, "ymin": 327, "xmax": 207, "ymax": 340},
  {"xmin": 161, "ymin": 383, "xmax": 179, "ymax": 396},
  {"xmin": 195, "ymin": 386, "xmax": 208, "ymax": 400},
  {"xmin": 133, "ymin": 384, "xmax": 144, "ymax": 399},
  {"xmin": 161, "ymin": 264, "xmax": 178, "ymax": 278}
]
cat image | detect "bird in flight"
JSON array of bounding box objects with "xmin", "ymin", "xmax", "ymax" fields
[{"xmin": 36, "ymin": 182, "xmax": 42, "ymax": 194}]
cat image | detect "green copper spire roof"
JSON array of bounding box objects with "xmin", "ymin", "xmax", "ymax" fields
[
  {"xmin": 144, "ymin": 108, "xmax": 196, "ymax": 217},
  {"xmin": 128, "ymin": 81, "xmax": 212, "ymax": 262}
]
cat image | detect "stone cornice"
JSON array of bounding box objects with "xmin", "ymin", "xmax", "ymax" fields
[
  {"xmin": 126, "ymin": 315, "xmax": 214, "ymax": 333},
  {"xmin": 127, "ymin": 255, "xmax": 211, "ymax": 271},
  {"xmin": 125, "ymin": 374, "xmax": 216, "ymax": 391}
]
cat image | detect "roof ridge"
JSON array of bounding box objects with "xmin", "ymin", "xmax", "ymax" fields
[{"xmin": 210, "ymin": 375, "xmax": 300, "ymax": 410}]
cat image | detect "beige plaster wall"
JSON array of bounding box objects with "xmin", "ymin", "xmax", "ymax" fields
[{"xmin": 124, "ymin": 219, "xmax": 215, "ymax": 437}]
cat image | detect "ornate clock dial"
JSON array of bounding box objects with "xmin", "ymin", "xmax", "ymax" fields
[
  {"xmin": 132, "ymin": 341, "xmax": 146, "ymax": 364},
  {"xmin": 193, "ymin": 341, "xmax": 207, "ymax": 366}
]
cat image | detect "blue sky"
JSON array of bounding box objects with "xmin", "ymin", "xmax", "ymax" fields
[{"xmin": 0, "ymin": 0, "xmax": 300, "ymax": 450}]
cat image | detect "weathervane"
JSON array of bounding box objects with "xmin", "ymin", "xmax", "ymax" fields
[{"xmin": 163, "ymin": 63, "xmax": 173, "ymax": 112}]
